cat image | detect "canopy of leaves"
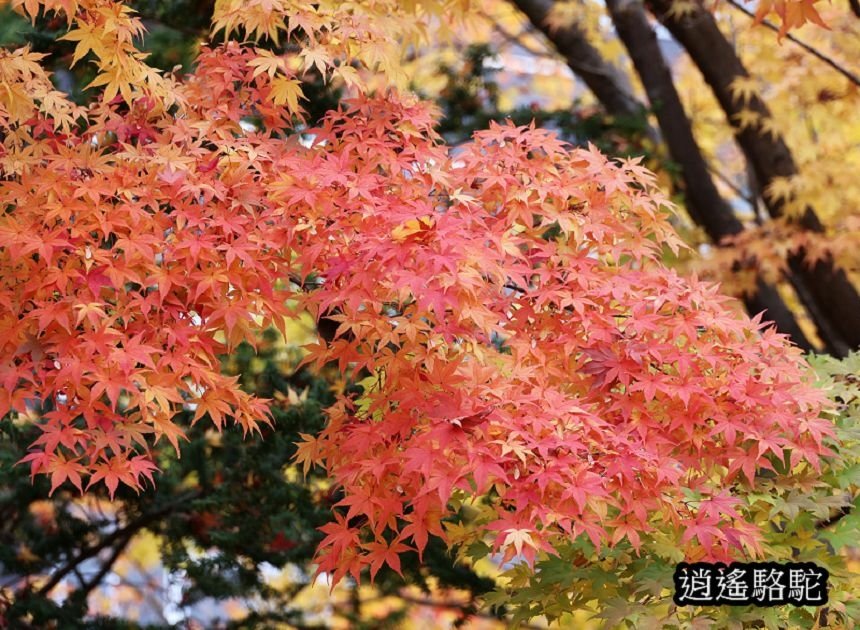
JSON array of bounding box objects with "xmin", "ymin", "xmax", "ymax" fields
[{"xmin": 0, "ymin": 0, "xmax": 854, "ymax": 627}]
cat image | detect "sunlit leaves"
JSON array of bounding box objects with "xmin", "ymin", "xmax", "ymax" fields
[
  {"xmin": 10, "ymin": 0, "xmax": 177, "ymax": 107},
  {"xmin": 751, "ymin": 0, "xmax": 829, "ymax": 36},
  {"xmin": 283, "ymin": 101, "xmax": 832, "ymax": 586},
  {"xmin": 0, "ymin": 1, "xmax": 848, "ymax": 621}
]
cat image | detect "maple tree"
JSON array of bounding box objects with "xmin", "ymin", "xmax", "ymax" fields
[
  {"xmin": 480, "ymin": 350, "xmax": 859, "ymax": 627},
  {"xmin": 289, "ymin": 104, "xmax": 833, "ymax": 585},
  {"xmin": 0, "ymin": 0, "xmax": 856, "ymax": 626}
]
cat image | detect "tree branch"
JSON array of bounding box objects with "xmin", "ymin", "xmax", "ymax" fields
[
  {"xmin": 33, "ymin": 492, "xmax": 199, "ymax": 598},
  {"xmin": 510, "ymin": 0, "xmax": 647, "ymax": 120},
  {"xmin": 725, "ymin": 0, "xmax": 860, "ymax": 87},
  {"xmin": 477, "ymin": 10, "xmax": 558, "ymax": 59},
  {"xmin": 705, "ymin": 162, "xmax": 755, "ymax": 209},
  {"xmin": 75, "ymin": 529, "xmax": 134, "ymax": 601}
]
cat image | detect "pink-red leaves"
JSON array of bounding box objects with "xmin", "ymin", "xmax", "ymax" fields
[
  {"xmin": 0, "ymin": 11, "xmax": 834, "ymax": 585},
  {"xmin": 287, "ymin": 102, "xmax": 831, "ymax": 582}
]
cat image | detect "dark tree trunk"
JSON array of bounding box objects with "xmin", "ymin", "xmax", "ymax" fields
[
  {"xmin": 647, "ymin": 0, "xmax": 860, "ymax": 355},
  {"xmin": 511, "ymin": 0, "xmax": 644, "ymax": 119},
  {"xmin": 605, "ymin": 0, "xmax": 813, "ymax": 350},
  {"xmin": 604, "ymin": 0, "xmax": 735, "ymax": 239}
]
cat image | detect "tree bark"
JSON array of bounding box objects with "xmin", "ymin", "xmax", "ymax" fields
[
  {"xmin": 510, "ymin": 0, "xmax": 643, "ymax": 119},
  {"xmin": 511, "ymin": 0, "xmax": 814, "ymax": 350},
  {"xmin": 603, "ymin": 0, "xmax": 733, "ymax": 241},
  {"xmin": 646, "ymin": 0, "xmax": 860, "ymax": 355},
  {"xmin": 605, "ymin": 0, "xmax": 813, "ymax": 350}
]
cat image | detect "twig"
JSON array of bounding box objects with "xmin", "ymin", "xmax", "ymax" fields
[
  {"xmin": 477, "ymin": 10, "xmax": 558, "ymax": 60},
  {"xmin": 76, "ymin": 530, "xmax": 134, "ymax": 601},
  {"xmin": 34, "ymin": 492, "xmax": 198, "ymax": 597},
  {"xmin": 705, "ymin": 162, "xmax": 757, "ymax": 210},
  {"xmin": 726, "ymin": 0, "xmax": 860, "ymax": 87}
]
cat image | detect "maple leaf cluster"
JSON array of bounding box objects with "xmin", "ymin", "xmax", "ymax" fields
[
  {"xmin": 0, "ymin": 40, "xmax": 303, "ymax": 497},
  {"xmin": 0, "ymin": 0, "xmax": 838, "ymax": 586},
  {"xmin": 696, "ymin": 213, "xmax": 860, "ymax": 299},
  {"xmin": 287, "ymin": 100, "xmax": 833, "ymax": 582},
  {"xmin": 745, "ymin": 0, "xmax": 830, "ymax": 35}
]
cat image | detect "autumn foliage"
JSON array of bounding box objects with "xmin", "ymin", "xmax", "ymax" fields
[
  {"xmin": 291, "ymin": 105, "xmax": 833, "ymax": 582},
  {"xmin": 0, "ymin": 0, "xmax": 842, "ymax": 593}
]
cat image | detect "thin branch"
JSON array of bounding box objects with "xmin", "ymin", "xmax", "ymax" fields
[
  {"xmin": 35, "ymin": 526, "xmax": 128, "ymax": 598},
  {"xmin": 708, "ymin": 165, "xmax": 748, "ymax": 202},
  {"xmin": 745, "ymin": 159, "xmax": 764, "ymax": 225},
  {"xmin": 76, "ymin": 530, "xmax": 134, "ymax": 601},
  {"xmin": 705, "ymin": 162, "xmax": 756, "ymax": 210},
  {"xmin": 33, "ymin": 492, "xmax": 198, "ymax": 597},
  {"xmin": 503, "ymin": 281, "xmax": 528, "ymax": 294},
  {"xmin": 477, "ymin": 10, "xmax": 558, "ymax": 60},
  {"xmin": 726, "ymin": 0, "xmax": 860, "ymax": 87}
]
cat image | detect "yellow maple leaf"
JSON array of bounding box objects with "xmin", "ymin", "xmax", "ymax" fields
[
  {"xmin": 333, "ymin": 64, "xmax": 362, "ymax": 90},
  {"xmin": 666, "ymin": 0, "xmax": 699, "ymax": 20},
  {"xmin": 248, "ymin": 51, "xmax": 285, "ymax": 79},
  {"xmin": 758, "ymin": 116, "xmax": 783, "ymax": 141},
  {"xmin": 59, "ymin": 24, "xmax": 103, "ymax": 66},
  {"xmin": 732, "ymin": 108, "xmax": 761, "ymax": 130},
  {"xmin": 391, "ymin": 215, "xmax": 436, "ymax": 242},
  {"xmin": 546, "ymin": 0, "xmax": 580, "ymax": 31},
  {"xmin": 269, "ymin": 76, "xmax": 304, "ymax": 113},
  {"xmin": 764, "ymin": 176, "xmax": 798, "ymax": 203},
  {"xmin": 729, "ymin": 76, "xmax": 759, "ymax": 106},
  {"xmin": 299, "ymin": 46, "xmax": 333, "ymax": 77}
]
